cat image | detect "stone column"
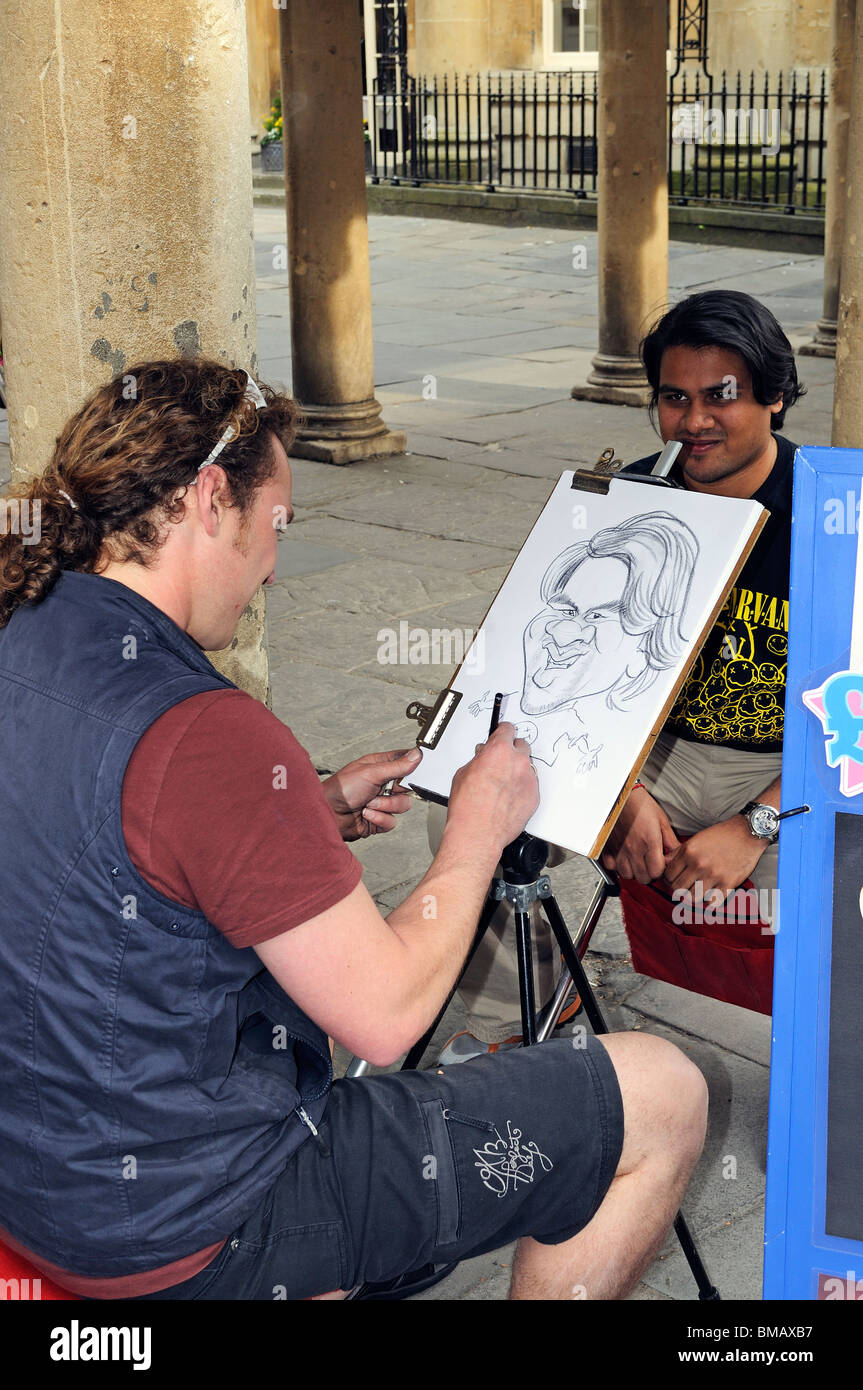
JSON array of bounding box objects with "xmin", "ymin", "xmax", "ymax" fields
[
  {"xmin": 571, "ymin": 0, "xmax": 668, "ymax": 407},
  {"xmin": 801, "ymin": 0, "xmax": 856, "ymax": 358},
  {"xmin": 834, "ymin": 2, "xmax": 863, "ymax": 444},
  {"xmin": 0, "ymin": 0, "xmax": 269, "ymax": 702},
  {"xmin": 279, "ymin": 0, "xmax": 406, "ymax": 464}
]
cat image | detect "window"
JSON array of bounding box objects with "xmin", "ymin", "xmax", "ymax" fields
[
  {"xmin": 543, "ymin": 0, "xmax": 599, "ymax": 70},
  {"xmin": 543, "ymin": 2, "xmax": 676, "ymax": 72},
  {"xmin": 553, "ymin": 0, "xmax": 598, "ymax": 54}
]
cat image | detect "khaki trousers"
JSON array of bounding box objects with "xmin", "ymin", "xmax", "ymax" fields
[{"xmin": 427, "ymin": 731, "xmax": 783, "ymax": 1043}]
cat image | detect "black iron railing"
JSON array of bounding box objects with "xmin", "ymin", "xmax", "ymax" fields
[{"xmin": 368, "ymin": 68, "xmax": 828, "ymax": 214}]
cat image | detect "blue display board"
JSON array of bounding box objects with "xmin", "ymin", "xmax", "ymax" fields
[{"xmin": 764, "ymin": 445, "xmax": 863, "ymax": 1300}]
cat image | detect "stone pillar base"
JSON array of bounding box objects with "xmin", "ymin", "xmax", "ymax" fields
[
  {"xmin": 289, "ymin": 396, "xmax": 407, "ymax": 464},
  {"xmin": 291, "ymin": 429, "xmax": 407, "ymax": 465},
  {"xmin": 799, "ymin": 318, "xmax": 837, "ymax": 358},
  {"xmin": 571, "ymin": 382, "xmax": 651, "ymax": 408},
  {"xmin": 570, "ymin": 352, "xmax": 651, "ymax": 408}
]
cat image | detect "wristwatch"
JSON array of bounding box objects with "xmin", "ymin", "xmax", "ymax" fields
[
  {"xmin": 739, "ymin": 801, "xmax": 810, "ymax": 844},
  {"xmin": 740, "ymin": 801, "xmax": 781, "ymax": 843}
]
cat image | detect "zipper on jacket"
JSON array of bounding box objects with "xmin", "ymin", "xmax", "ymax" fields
[{"xmin": 296, "ymin": 1104, "xmax": 331, "ymax": 1155}]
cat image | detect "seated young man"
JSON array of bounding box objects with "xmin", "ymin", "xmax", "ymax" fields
[
  {"xmin": 435, "ymin": 289, "xmax": 803, "ymax": 1060},
  {"xmin": 0, "ymin": 358, "xmax": 706, "ymax": 1301}
]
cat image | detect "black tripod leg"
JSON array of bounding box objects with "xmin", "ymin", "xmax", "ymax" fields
[
  {"xmin": 673, "ymin": 1215, "xmax": 721, "ymax": 1300},
  {"xmin": 541, "ymin": 893, "xmax": 607, "ymax": 1036},
  {"xmin": 540, "ymin": 891, "xmax": 720, "ymax": 1301},
  {"xmin": 514, "ymin": 908, "xmax": 538, "ymax": 1046},
  {"xmin": 401, "ymin": 890, "xmax": 499, "ymax": 1071}
]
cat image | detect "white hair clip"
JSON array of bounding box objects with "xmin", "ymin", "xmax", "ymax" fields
[
  {"xmin": 192, "ymin": 372, "xmax": 267, "ymax": 481},
  {"xmin": 58, "ymin": 489, "xmax": 78, "ymax": 511}
]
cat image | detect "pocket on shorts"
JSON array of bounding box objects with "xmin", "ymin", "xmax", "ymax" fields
[
  {"xmin": 419, "ymin": 1100, "xmax": 498, "ymax": 1246},
  {"xmin": 419, "ymin": 1099, "xmax": 467, "ymax": 1246}
]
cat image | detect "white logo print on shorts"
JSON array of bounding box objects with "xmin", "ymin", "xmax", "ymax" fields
[{"xmin": 473, "ymin": 1120, "xmax": 553, "ymax": 1197}]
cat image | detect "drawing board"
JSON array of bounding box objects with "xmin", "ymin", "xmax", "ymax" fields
[{"xmin": 405, "ymin": 469, "xmax": 767, "ymax": 857}]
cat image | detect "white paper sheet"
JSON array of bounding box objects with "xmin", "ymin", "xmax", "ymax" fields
[{"xmin": 405, "ymin": 470, "xmax": 766, "ymax": 856}]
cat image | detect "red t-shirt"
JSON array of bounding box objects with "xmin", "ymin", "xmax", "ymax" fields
[{"xmin": 10, "ymin": 689, "xmax": 362, "ymax": 1298}]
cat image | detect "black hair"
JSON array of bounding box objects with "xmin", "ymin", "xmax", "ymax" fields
[{"xmin": 640, "ymin": 290, "xmax": 805, "ymax": 431}]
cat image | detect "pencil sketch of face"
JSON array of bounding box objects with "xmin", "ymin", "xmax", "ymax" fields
[{"xmin": 521, "ymin": 512, "xmax": 699, "ymax": 718}]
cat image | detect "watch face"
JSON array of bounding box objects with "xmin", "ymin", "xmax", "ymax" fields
[{"xmin": 750, "ymin": 805, "xmax": 779, "ymax": 837}]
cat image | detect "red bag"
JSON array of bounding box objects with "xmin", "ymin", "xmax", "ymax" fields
[{"xmin": 618, "ymin": 848, "xmax": 774, "ymax": 1015}]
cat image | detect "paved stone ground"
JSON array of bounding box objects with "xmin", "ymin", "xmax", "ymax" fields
[{"xmin": 0, "ymin": 212, "xmax": 834, "ymax": 1300}]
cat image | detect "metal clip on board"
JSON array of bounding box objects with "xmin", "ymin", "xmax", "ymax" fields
[{"xmin": 571, "ymin": 439, "xmax": 684, "ymax": 494}]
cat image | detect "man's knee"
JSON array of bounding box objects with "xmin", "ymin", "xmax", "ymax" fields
[{"xmin": 596, "ymin": 1031, "xmax": 708, "ymax": 1173}]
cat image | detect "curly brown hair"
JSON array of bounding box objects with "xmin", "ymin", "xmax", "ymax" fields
[{"xmin": 0, "ymin": 358, "xmax": 300, "ymax": 629}]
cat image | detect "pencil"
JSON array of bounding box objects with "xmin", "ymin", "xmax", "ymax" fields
[{"xmin": 488, "ymin": 691, "xmax": 504, "ymax": 738}]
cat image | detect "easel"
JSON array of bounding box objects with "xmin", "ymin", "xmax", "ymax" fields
[{"xmin": 347, "ymin": 445, "xmax": 719, "ymax": 1300}]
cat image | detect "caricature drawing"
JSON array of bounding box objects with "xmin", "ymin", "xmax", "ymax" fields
[{"xmin": 469, "ymin": 512, "xmax": 698, "ymax": 774}]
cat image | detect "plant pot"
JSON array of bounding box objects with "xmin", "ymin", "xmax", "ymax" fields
[
  {"xmin": 261, "ymin": 140, "xmax": 284, "ymax": 174},
  {"xmin": 365, "ymin": 143, "xmax": 373, "ymax": 172}
]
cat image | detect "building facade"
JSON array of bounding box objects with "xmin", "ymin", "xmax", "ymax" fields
[{"xmin": 247, "ymin": 2, "xmax": 830, "ymax": 142}]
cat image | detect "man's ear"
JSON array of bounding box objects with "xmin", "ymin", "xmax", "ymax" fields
[
  {"xmin": 769, "ymin": 397, "xmax": 783, "ymax": 416},
  {"xmin": 194, "ymin": 464, "xmax": 231, "ymax": 535}
]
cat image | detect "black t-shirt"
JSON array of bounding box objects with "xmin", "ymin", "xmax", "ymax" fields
[{"xmin": 621, "ymin": 434, "xmax": 795, "ymax": 753}]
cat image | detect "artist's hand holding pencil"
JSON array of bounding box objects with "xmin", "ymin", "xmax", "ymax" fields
[{"xmin": 447, "ymin": 693, "xmax": 539, "ymax": 854}]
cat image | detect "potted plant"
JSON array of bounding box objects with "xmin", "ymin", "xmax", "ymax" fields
[{"xmin": 261, "ymin": 93, "xmax": 283, "ymax": 173}]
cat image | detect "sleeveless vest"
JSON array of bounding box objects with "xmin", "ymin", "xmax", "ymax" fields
[{"xmin": 0, "ymin": 571, "xmax": 331, "ymax": 1275}]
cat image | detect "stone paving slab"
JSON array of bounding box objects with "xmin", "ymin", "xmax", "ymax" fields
[
  {"xmin": 755, "ymin": 295, "xmax": 833, "ymax": 332},
  {"xmin": 287, "ymin": 455, "xmax": 403, "ymax": 505},
  {"xmin": 392, "ymin": 405, "xmax": 567, "ymax": 447},
  {"xmin": 666, "ymin": 247, "xmax": 811, "ymax": 287},
  {"xmin": 270, "ymin": 660, "xmax": 420, "ymax": 768},
  {"xmin": 275, "ymin": 538, "xmax": 358, "ymax": 580},
  {"xmin": 270, "ymin": 610, "xmax": 394, "ymax": 674},
  {"xmin": 269, "ymin": 554, "xmax": 482, "ymax": 621},
  {"xmin": 434, "ymin": 446, "xmax": 562, "ymax": 480},
  {"xmin": 320, "ymin": 486, "xmax": 538, "ymax": 552},
  {"xmin": 416, "ymin": 594, "xmax": 497, "ymax": 632},
  {"xmin": 607, "ymin": 974, "xmax": 773, "ymax": 1068},
  {"xmin": 607, "ymin": 1008, "xmax": 769, "ymax": 1233},
  {"xmin": 374, "ymin": 312, "xmax": 561, "ymax": 347},
  {"xmin": 290, "ymin": 515, "xmax": 512, "ymax": 572},
  {"xmin": 643, "ymin": 1205, "xmax": 766, "ymax": 1302},
  {"xmin": 371, "ymin": 346, "xmax": 560, "ymax": 388},
  {"xmin": 401, "ymin": 431, "xmax": 509, "ymax": 462},
  {"xmin": 451, "ymin": 353, "xmax": 592, "ymax": 391}
]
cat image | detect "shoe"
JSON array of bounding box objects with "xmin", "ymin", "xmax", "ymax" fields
[
  {"xmin": 437, "ymin": 987, "xmax": 582, "ymax": 1065},
  {"xmin": 437, "ymin": 1030, "xmax": 522, "ymax": 1064}
]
